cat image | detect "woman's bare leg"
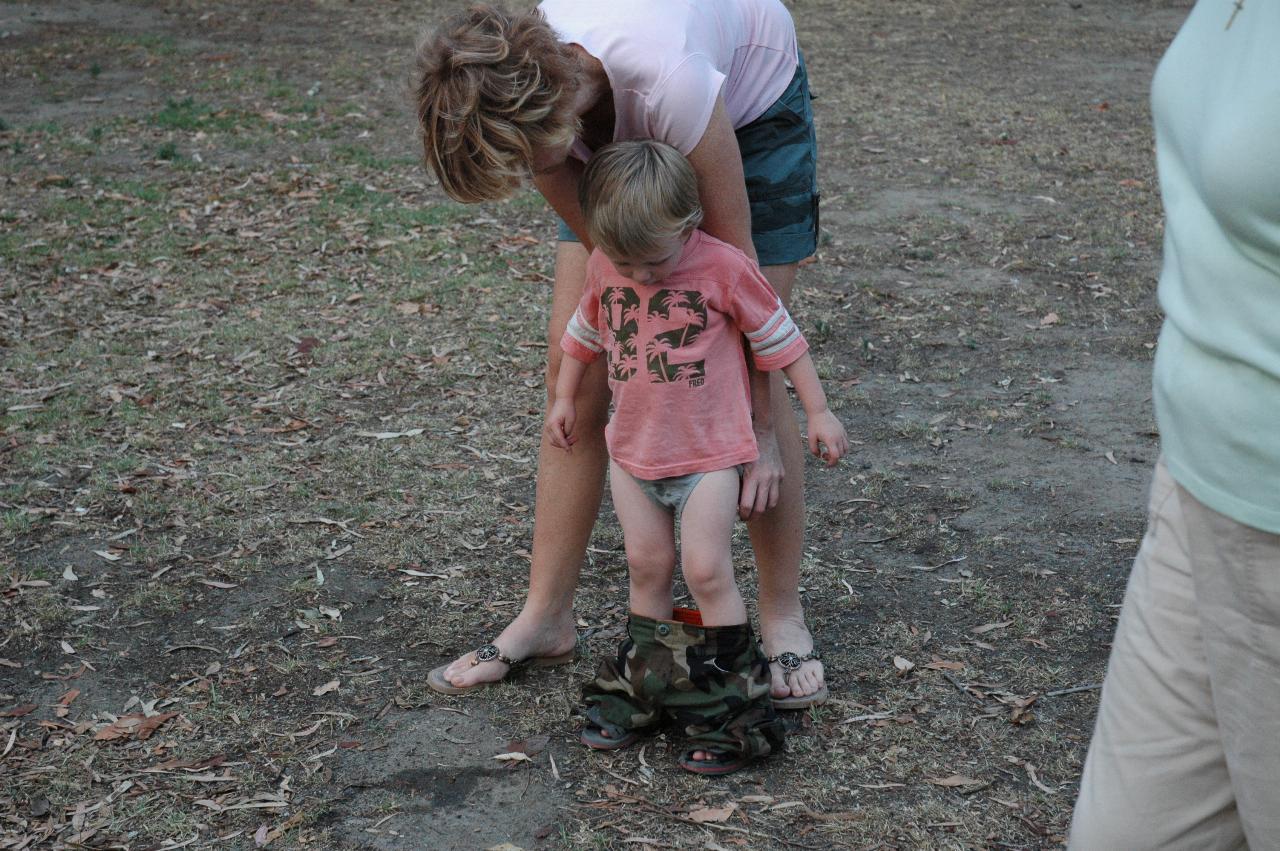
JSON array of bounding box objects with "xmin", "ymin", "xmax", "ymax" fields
[
  {"xmin": 750, "ymin": 262, "xmax": 825, "ymax": 700},
  {"xmin": 438, "ymin": 241, "xmax": 608, "ymax": 688}
]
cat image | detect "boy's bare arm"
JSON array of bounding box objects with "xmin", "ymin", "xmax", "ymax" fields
[
  {"xmin": 546, "ymin": 355, "xmax": 589, "ymax": 451},
  {"xmin": 781, "ymin": 353, "xmax": 849, "ymax": 466}
]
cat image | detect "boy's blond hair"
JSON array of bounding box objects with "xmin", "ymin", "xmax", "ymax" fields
[
  {"xmin": 579, "ymin": 141, "xmax": 704, "ymax": 259},
  {"xmin": 415, "ymin": 4, "xmax": 579, "ymax": 203}
]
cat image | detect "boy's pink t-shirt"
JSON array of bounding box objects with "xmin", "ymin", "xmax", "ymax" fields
[
  {"xmin": 561, "ymin": 231, "xmax": 809, "ymax": 480},
  {"xmin": 537, "ymin": 0, "xmax": 798, "ymax": 159}
]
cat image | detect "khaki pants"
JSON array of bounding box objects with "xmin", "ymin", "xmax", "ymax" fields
[{"xmin": 1069, "ymin": 458, "xmax": 1280, "ymax": 850}]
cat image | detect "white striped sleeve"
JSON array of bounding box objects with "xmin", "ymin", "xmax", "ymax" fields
[
  {"xmin": 563, "ymin": 306, "xmax": 603, "ymax": 356},
  {"xmin": 745, "ymin": 304, "xmax": 805, "ymax": 362}
]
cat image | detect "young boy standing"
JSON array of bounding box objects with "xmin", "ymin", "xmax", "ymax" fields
[{"xmin": 547, "ymin": 140, "xmax": 848, "ymax": 774}]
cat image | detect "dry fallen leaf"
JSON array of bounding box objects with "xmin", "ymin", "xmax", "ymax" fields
[
  {"xmin": 492, "ymin": 751, "xmax": 533, "ymax": 763},
  {"xmin": 688, "ymin": 803, "xmax": 737, "ymax": 823},
  {"xmin": 357, "ymin": 428, "xmax": 424, "ymax": 440},
  {"xmin": 924, "ymin": 657, "xmax": 966, "ymax": 671},
  {"xmin": 1, "ymin": 704, "xmax": 37, "ymax": 718},
  {"xmin": 971, "ymin": 620, "xmax": 1013, "ymax": 635},
  {"xmin": 927, "ymin": 774, "xmax": 983, "ymax": 787},
  {"xmin": 506, "ymin": 735, "xmax": 549, "ymax": 758},
  {"xmin": 893, "ymin": 656, "xmax": 915, "ymax": 675},
  {"xmin": 312, "ymin": 679, "xmax": 340, "ymax": 697},
  {"xmin": 95, "ymin": 711, "xmax": 178, "ymax": 742}
]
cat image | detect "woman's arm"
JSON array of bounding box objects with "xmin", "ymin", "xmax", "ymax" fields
[
  {"xmin": 687, "ymin": 97, "xmax": 781, "ymax": 516},
  {"xmin": 533, "ymin": 158, "xmax": 592, "ymax": 251},
  {"xmin": 685, "ymin": 98, "xmax": 756, "ymax": 263}
]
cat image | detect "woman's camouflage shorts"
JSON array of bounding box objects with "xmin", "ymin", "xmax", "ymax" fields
[{"xmin": 581, "ymin": 613, "xmax": 784, "ymax": 758}]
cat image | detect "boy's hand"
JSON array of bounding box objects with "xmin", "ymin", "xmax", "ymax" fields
[
  {"xmin": 807, "ymin": 409, "xmax": 849, "ymax": 467},
  {"xmin": 546, "ymin": 399, "xmax": 577, "ymax": 452}
]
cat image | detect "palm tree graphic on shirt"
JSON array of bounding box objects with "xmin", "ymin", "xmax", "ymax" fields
[
  {"xmin": 602, "ymin": 286, "xmax": 707, "ymax": 386},
  {"xmin": 644, "ymin": 289, "xmax": 707, "ymax": 385}
]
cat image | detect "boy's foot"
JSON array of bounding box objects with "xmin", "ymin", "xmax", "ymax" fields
[
  {"xmin": 678, "ymin": 748, "xmax": 752, "ymax": 775},
  {"xmin": 580, "ymin": 720, "xmax": 641, "ymax": 751},
  {"xmin": 761, "ymin": 616, "xmax": 827, "ymax": 708},
  {"xmin": 431, "ymin": 612, "xmax": 577, "ymax": 692}
]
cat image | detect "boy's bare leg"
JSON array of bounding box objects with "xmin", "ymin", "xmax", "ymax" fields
[
  {"xmin": 591, "ymin": 459, "xmax": 677, "ymax": 743},
  {"xmin": 680, "ymin": 469, "xmax": 749, "ymax": 626},
  {"xmin": 680, "ymin": 467, "xmax": 751, "ymax": 761},
  {"xmin": 609, "ymin": 460, "xmax": 677, "ymax": 621},
  {"xmin": 437, "ymin": 242, "xmax": 606, "ymax": 689},
  {"xmin": 749, "ymin": 263, "xmax": 825, "ymax": 700}
]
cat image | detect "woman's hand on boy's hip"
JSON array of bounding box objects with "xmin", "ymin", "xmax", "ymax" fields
[{"xmin": 739, "ymin": 427, "xmax": 783, "ymax": 520}]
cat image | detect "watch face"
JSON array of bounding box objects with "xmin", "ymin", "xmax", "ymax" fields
[
  {"xmin": 776, "ymin": 651, "xmax": 802, "ymax": 671},
  {"xmin": 475, "ymin": 644, "xmax": 500, "ymax": 663}
]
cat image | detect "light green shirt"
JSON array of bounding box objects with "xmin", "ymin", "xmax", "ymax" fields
[{"xmin": 1151, "ymin": 0, "xmax": 1280, "ymax": 533}]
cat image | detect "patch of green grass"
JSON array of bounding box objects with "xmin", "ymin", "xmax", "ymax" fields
[
  {"xmin": 331, "ymin": 144, "xmax": 417, "ymax": 171},
  {"xmin": 20, "ymin": 590, "xmax": 74, "ymax": 635},
  {"xmin": 1, "ymin": 509, "xmax": 37, "ymax": 538},
  {"xmin": 132, "ymin": 33, "xmax": 179, "ymax": 56},
  {"xmin": 155, "ymin": 140, "xmax": 181, "ymax": 161},
  {"xmin": 151, "ymin": 97, "xmax": 254, "ymax": 133},
  {"xmin": 120, "ymin": 582, "xmax": 185, "ymax": 616},
  {"xmin": 98, "ymin": 178, "xmax": 167, "ymax": 203},
  {"xmin": 267, "ymin": 83, "xmax": 297, "ymax": 101}
]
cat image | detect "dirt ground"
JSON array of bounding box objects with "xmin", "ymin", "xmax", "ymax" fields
[{"xmin": 1, "ymin": 1, "xmax": 1189, "ymax": 848}]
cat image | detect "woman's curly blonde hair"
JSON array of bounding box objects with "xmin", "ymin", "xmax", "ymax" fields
[{"xmin": 415, "ymin": 4, "xmax": 580, "ymax": 203}]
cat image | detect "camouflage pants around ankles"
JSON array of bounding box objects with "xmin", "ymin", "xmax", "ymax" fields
[{"xmin": 582, "ymin": 614, "xmax": 784, "ymax": 758}]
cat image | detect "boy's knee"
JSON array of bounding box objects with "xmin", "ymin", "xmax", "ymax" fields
[
  {"xmin": 627, "ymin": 542, "xmax": 676, "ymax": 580},
  {"xmin": 682, "ymin": 557, "xmax": 734, "ymax": 601}
]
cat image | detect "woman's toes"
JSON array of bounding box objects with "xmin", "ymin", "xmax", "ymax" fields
[
  {"xmin": 796, "ymin": 667, "xmax": 821, "ymax": 697},
  {"xmin": 768, "ymin": 664, "xmax": 792, "ymax": 698}
]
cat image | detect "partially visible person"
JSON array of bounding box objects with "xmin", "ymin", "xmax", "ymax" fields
[
  {"xmin": 417, "ymin": 1, "xmax": 830, "ymax": 707},
  {"xmin": 1069, "ymin": 2, "xmax": 1280, "ymax": 847},
  {"xmin": 547, "ymin": 141, "xmax": 845, "ymax": 774}
]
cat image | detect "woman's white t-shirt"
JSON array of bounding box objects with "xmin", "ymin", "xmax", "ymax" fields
[{"xmin": 538, "ymin": 0, "xmax": 798, "ymax": 160}]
